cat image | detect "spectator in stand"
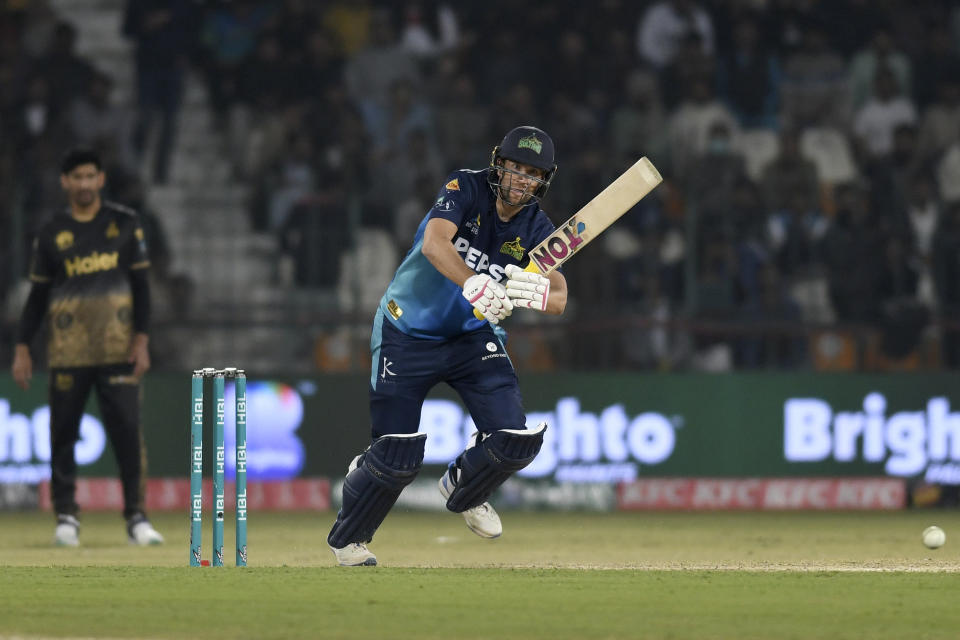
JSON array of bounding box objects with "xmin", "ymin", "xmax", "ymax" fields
[
  {"xmin": 900, "ymin": 173, "xmax": 940, "ymax": 309},
  {"xmin": 608, "ymin": 69, "xmax": 665, "ymax": 173},
  {"xmin": 488, "ymin": 83, "xmax": 541, "ymax": 150},
  {"xmin": 736, "ymin": 263, "xmax": 805, "ymax": 369},
  {"xmin": 780, "ymin": 20, "xmax": 849, "ymax": 129},
  {"xmin": 473, "ymin": 28, "xmax": 536, "ymax": 100},
  {"xmin": 66, "ymin": 72, "xmax": 136, "ymax": 175},
  {"xmin": 238, "ymin": 32, "xmax": 294, "ymax": 115},
  {"xmin": 717, "ymin": 15, "xmax": 781, "ymax": 129},
  {"xmin": 123, "ymin": 0, "xmax": 196, "ymax": 185},
  {"xmin": 852, "ymin": 66, "xmax": 918, "ymax": 162},
  {"xmin": 288, "ymin": 28, "xmax": 344, "ymax": 104},
  {"xmin": 343, "ymin": 8, "xmax": 421, "ymax": 148},
  {"xmin": 379, "ymin": 126, "xmax": 443, "ymax": 213},
  {"xmin": 766, "ymin": 189, "xmax": 828, "ymax": 277},
  {"xmin": 229, "ymin": 31, "xmax": 295, "ymax": 178},
  {"xmin": 30, "ymin": 21, "xmax": 94, "ymax": 107},
  {"xmin": 268, "ymin": 0, "xmax": 320, "ymax": 64},
  {"xmin": 916, "ymin": 76, "xmax": 960, "ymax": 168},
  {"xmin": 12, "ymin": 75, "xmax": 68, "ymax": 218},
  {"xmin": 932, "ymin": 201, "xmax": 960, "ymax": 366},
  {"xmin": 321, "ymin": 0, "xmax": 374, "ymax": 57},
  {"xmin": 398, "ymin": 1, "xmax": 460, "ymax": 60},
  {"xmin": 685, "ymin": 121, "xmax": 747, "ymax": 215},
  {"xmin": 936, "ymin": 139, "xmax": 960, "ymax": 204},
  {"xmin": 434, "ymin": 71, "xmax": 491, "ymax": 169},
  {"xmin": 760, "ymin": 128, "xmax": 820, "ymax": 215},
  {"xmin": 875, "ymin": 232, "xmax": 928, "ymax": 362},
  {"xmin": 660, "ymin": 31, "xmax": 716, "ymax": 111},
  {"xmin": 542, "ymin": 30, "xmax": 603, "ymax": 106},
  {"xmin": 666, "ymin": 78, "xmax": 739, "ymax": 182},
  {"xmin": 592, "ymin": 24, "xmax": 642, "ymax": 100},
  {"xmin": 18, "ymin": 0, "xmax": 58, "ymax": 59},
  {"xmin": 266, "ymin": 132, "xmax": 316, "ymax": 232},
  {"xmin": 545, "ymin": 91, "xmax": 599, "ymax": 160},
  {"xmin": 636, "ymin": 0, "xmax": 714, "ymax": 70},
  {"xmin": 0, "ymin": 13, "xmax": 36, "ymax": 103},
  {"xmin": 376, "ymin": 79, "xmax": 435, "ymax": 163},
  {"xmin": 393, "ymin": 174, "xmax": 437, "ymax": 251},
  {"xmin": 819, "ymin": 182, "xmax": 887, "ymax": 324},
  {"xmin": 911, "ymin": 22, "xmax": 960, "ymax": 111},
  {"xmin": 848, "ymin": 26, "xmax": 911, "ymax": 112},
  {"xmin": 198, "ymin": 0, "xmax": 274, "ymax": 122},
  {"xmin": 864, "ymin": 123, "xmax": 924, "ymax": 221}
]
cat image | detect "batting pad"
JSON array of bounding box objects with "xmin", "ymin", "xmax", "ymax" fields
[
  {"xmin": 445, "ymin": 423, "xmax": 547, "ymax": 513},
  {"xmin": 327, "ymin": 432, "xmax": 427, "ymax": 548}
]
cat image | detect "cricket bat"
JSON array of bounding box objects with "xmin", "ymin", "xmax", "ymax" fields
[{"xmin": 475, "ymin": 156, "xmax": 663, "ymax": 319}]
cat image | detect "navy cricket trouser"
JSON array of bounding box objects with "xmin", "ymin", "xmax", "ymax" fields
[{"xmin": 368, "ymin": 312, "xmax": 527, "ymax": 438}]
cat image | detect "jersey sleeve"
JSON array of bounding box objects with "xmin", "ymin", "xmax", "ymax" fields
[
  {"xmin": 426, "ymin": 172, "xmax": 477, "ymax": 226},
  {"xmin": 27, "ymin": 233, "xmax": 58, "ymax": 283},
  {"xmin": 126, "ymin": 215, "xmax": 151, "ymax": 270}
]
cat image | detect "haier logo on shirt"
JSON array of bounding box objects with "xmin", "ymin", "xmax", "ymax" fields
[
  {"xmin": 453, "ymin": 237, "xmax": 507, "ymax": 281},
  {"xmin": 64, "ymin": 251, "xmax": 119, "ymax": 277}
]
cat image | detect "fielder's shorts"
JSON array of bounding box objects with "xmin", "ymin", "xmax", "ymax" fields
[{"xmin": 369, "ymin": 310, "xmax": 526, "ymax": 438}]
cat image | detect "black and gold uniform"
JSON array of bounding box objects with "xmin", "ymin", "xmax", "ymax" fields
[{"xmin": 18, "ymin": 201, "xmax": 151, "ymax": 520}]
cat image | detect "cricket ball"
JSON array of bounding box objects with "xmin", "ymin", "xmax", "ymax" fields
[{"xmin": 922, "ymin": 525, "xmax": 946, "ymax": 549}]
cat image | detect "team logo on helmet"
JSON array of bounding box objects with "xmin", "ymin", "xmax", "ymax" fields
[
  {"xmin": 518, "ymin": 134, "xmax": 543, "ymax": 154},
  {"xmin": 445, "ymin": 179, "xmax": 460, "ymax": 191},
  {"xmin": 500, "ymin": 236, "xmax": 526, "ymax": 260}
]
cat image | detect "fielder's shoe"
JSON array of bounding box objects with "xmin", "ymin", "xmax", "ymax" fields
[
  {"xmin": 330, "ymin": 542, "xmax": 377, "ymax": 566},
  {"xmin": 438, "ymin": 467, "xmax": 502, "ymax": 539},
  {"xmin": 54, "ymin": 514, "xmax": 80, "ymax": 547},
  {"xmin": 127, "ymin": 514, "xmax": 165, "ymax": 546}
]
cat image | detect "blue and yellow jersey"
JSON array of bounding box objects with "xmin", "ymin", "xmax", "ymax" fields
[{"xmin": 379, "ymin": 168, "xmax": 556, "ymax": 339}]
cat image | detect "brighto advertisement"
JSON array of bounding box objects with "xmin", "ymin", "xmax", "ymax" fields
[
  {"xmin": 0, "ymin": 400, "xmax": 106, "ymax": 482},
  {"xmin": 419, "ymin": 397, "xmax": 680, "ymax": 482},
  {"xmin": 785, "ymin": 392, "xmax": 960, "ymax": 484}
]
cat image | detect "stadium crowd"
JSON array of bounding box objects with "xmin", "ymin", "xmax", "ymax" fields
[{"xmin": 2, "ymin": 0, "xmax": 960, "ymax": 372}]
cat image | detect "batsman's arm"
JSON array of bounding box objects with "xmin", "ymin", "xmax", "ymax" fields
[
  {"xmin": 425, "ymin": 218, "xmax": 512, "ymax": 323},
  {"xmin": 543, "ymin": 269, "xmax": 567, "ymax": 314},
  {"xmin": 422, "ymin": 218, "xmax": 476, "ymax": 287}
]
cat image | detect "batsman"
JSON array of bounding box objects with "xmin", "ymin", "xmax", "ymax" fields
[{"xmin": 327, "ymin": 126, "xmax": 567, "ymax": 566}]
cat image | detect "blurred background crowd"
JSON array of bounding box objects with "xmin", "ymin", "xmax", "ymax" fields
[{"xmin": 2, "ymin": 0, "xmax": 960, "ymax": 374}]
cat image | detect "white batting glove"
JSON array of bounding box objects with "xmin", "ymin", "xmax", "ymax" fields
[
  {"xmin": 463, "ymin": 274, "xmax": 513, "ymax": 324},
  {"xmin": 504, "ymin": 264, "xmax": 550, "ymax": 312}
]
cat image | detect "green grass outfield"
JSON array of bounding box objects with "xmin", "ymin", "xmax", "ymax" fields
[{"xmin": 1, "ymin": 510, "xmax": 960, "ymax": 639}]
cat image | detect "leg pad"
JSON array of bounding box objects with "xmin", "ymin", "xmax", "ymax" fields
[
  {"xmin": 445, "ymin": 423, "xmax": 546, "ymax": 513},
  {"xmin": 327, "ymin": 433, "xmax": 426, "ymax": 547}
]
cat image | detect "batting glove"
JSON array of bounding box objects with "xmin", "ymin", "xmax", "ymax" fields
[
  {"xmin": 504, "ymin": 264, "xmax": 550, "ymax": 312},
  {"xmin": 463, "ymin": 274, "xmax": 513, "ymax": 324}
]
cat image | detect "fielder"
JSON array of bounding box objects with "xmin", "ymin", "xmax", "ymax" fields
[{"xmin": 328, "ymin": 126, "xmax": 568, "ymax": 566}]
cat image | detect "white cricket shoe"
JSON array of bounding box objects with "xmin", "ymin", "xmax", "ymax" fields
[
  {"xmin": 330, "ymin": 542, "xmax": 377, "ymax": 566},
  {"xmin": 127, "ymin": 516, "xmax": 165, "ymax": 545},
  {"xmin": 54, "ymin": 514, "xmax": 80, "ymax": 547},
  {"xmin": 438, "ymin": 468, "xmax": 502, "ymax": 539}
]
